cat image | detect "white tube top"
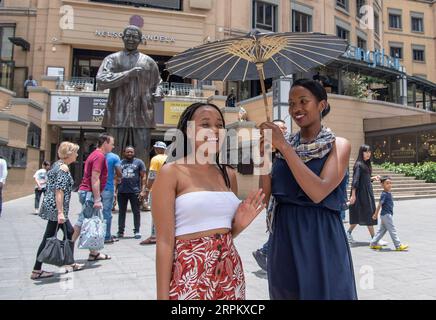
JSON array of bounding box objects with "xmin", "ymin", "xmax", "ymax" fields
[{"xmin": 175, "ymin": 191, "xmax": 241, "ymax": 237}]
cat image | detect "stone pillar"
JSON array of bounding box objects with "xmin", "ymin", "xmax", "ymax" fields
[{"xmin": 412, "ymin": 83, "xmax": 417, "ymax": 108}]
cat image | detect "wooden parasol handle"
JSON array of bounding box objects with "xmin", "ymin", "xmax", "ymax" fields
[{"xmin": 256, "ymin": 63, "xmax": 271, "ymax": 123}]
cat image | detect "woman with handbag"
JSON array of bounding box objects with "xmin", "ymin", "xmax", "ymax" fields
[{"xmin": 31, "ymin": 142, "xmax": 84, "ymax": 280}]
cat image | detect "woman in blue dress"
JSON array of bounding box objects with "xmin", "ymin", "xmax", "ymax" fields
[{"xmin": 259, "ymin": 79, "xmax": 357, "ymax": 300}]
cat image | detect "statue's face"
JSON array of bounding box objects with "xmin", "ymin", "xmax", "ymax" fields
[{"xmin": 123, "ymin": 29, "xmax": 141, "ymax": 51}]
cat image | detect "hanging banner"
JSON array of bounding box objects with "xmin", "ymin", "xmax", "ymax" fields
[
  {"xmin": 50, "ymin": 96, "xmax": 80, "ymax": 121},
  {"xmin": 164, "ymin": 101, "xmax": 192, "ymax": 125}
]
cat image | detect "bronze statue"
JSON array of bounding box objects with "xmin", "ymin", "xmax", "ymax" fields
[{"xmin": 96, "ymin": 25, "xmax": 161, "ymax": 164}]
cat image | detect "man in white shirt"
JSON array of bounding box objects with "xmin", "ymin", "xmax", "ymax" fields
[
  {"xmin": 0, "ymin": 156, "xmax": 8, "ymax": 217},
  {"xmin": 33, "ymin": 161, "xmax": 50, "ymax": 214}
]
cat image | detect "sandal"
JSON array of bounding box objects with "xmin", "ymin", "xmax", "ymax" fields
[
  {"xmin": 88, "ymin": 253, "xmax": 112, "ymax": 261},
  {"xmin": 104, "ymin": 236, "xmax": 119, "ymax": 244},
  {"xmin": 31, "ymin": 270, "xmax": 54, "ymax": 280}
]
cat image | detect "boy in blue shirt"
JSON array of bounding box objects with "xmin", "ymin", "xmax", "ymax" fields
[{"xmin": 370, "ymin": 176, "xmax": 409, "ymax": 251}]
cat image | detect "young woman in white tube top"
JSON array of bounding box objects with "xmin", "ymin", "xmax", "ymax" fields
[{"xmin": 152, "ymin": 102, "xmax": 266, "ymax": 300}]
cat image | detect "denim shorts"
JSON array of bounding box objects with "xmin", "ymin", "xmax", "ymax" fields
[{"xmin": 75, "ymin": 190, "xmax": 94, "ymax": 228}]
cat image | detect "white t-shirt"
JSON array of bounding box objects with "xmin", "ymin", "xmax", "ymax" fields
[
  {"xmin": 0, "ymin": 158, "xmax": 7, "ymax": 184},
  {"xmin": 33, "ymin": 169, "xmax": 47, "ymax": 189}
]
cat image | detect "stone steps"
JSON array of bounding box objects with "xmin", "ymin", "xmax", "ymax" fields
[
  {"xmin": 369, "ymin": 179, "xmax": 427, "ymax": 185},
  {"xmin": 372, "ymin": 186, "xmax": 436, "ymax": 192},
  {"xmin": 381, "ymin": 194, "xmax": 436, "ymax": 201}
]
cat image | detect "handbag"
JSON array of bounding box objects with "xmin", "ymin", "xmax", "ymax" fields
[
  {"xmin": 78, "ymin": 202, "xmax": 106, "ymax": 251},
  {"xmin": 37, "ymin": 223, "xmax": 75, "ymax": 267}
]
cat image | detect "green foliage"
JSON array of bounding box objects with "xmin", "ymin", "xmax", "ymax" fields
[
  {"xmin": 343, "ymin": 72, "xmax": 383, "ymax": 100},
  {"xmin": 380, "ymin": 162, "xmax": 436, "ymax": 183}
]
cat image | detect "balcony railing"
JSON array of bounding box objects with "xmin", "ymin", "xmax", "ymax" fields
[
  {"xmin": 160, "ymin": 82, "xmax": 203, "ymax": 97},
  {"xmin": 56, "ymin": 78, "xmax": 204, "ymax": 97},
  {"xmin": 57, "ymin": 77, "xmax": 95, "ymax": 92}
]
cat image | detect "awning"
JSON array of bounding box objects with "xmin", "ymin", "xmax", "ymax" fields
[
  {"xmin": 8, "ymin": 37, "xmax": 30, "ymax": 51},
  {"xmin": 327, "ymin": 57, "xmax": 436, "ymax": 94},
  {"xmin": 328, "ymin": 57, "xmax": 405, "ymax": 80},
  {"xmin": 407, "ymin": 76, "xmax": 436, "ymax": 95}
]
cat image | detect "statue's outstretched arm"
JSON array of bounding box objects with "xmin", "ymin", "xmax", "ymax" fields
[{"xmin": 96, "ymin": 57, "xmax": 131, "ymax": 90}]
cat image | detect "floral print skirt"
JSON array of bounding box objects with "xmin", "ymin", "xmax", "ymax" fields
[{"xmin": 169, "ymin": 232, "xmax": 245, "ymax": 300}]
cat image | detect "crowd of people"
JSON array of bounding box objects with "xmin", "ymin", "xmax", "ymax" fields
[
  {"xmin": 30, "ymin": 135, "xmax": 169, "ymax": 279},
  {"xmin": 19, "ymin": 79, "xmax": 409, "ymax": 299}
]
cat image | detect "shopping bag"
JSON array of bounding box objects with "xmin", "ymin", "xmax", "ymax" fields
[
  {"xmin": 37, "ymin": 224, "xmax": 75, "ymax": 267},
  {"xmin": 78, "ymin": 204, "xmax": 106, "ymax": 251}
]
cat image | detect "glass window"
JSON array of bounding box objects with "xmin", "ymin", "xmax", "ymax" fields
[
  {"xmin": 374, "ymin": 11, "xmax": 380, "ymax": 36},
  {"xmin": 420, "ymin": 130, "xmax": 436, "ymax": 162},
  {"xmin": 411, "ymin": 17, "xmax": 424, "ymax": 32},
  {"xmin": 391, "ymin": 134, "xmax": 417, "ymax": 163},
  {"xmin": 0, "ymin": 26, "xmax": 14, "ymax": 61},
  {"xmin": 336, "ymin": 26, "xmax": 349, "ymax": 41},
  {"xmin": 253, "ymin": 1, "xmax": 278, "ymax": 32},
  {"xmin": 292, "ymin": 10, "xmax": 312, "ymax": 32},
  {"xmin": 413, "ymin": 49, "xmax": 425, "ymax": 62},
  {"xmin": 390, "ymin": 46, "xmax": 403, "ymax": 59},
  {"xmin": 389, "ymin": 14, "xmax": 402, "ymax": 29},
  {"xmin": 367, "ymin": 136, "xmax": 390, "ymax": 164},
  {"xmin": 27, "ymin": 123, "xmax": 41, "ymax": 149},
  {"xmin": 0, "ymin": 61, "xmax": 13, "ymax": 90},
  {"xmin": 265, "ymin": 5, "xmax": 272, "ymax": 26},
  {"xmin": 0, "ymin": 146, "xmax": 27, "ymax": 168},
  {"xmin": 357, "ymin": 37, "xmax": 367, "ymax": 50},
  {"xmin": 336, "ymin": 0, "xmax": 349, "ymax": 11}
]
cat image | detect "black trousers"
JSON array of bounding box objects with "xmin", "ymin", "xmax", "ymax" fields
[
  {"xmin": 34, "ymin": 188, "xmax": 46, "ymax": 209},
  {"xmin": 117, "ymin": 193, "xmax": 141, "ymax": 234},
  {"xmin": 106, "ymin": 128, "xmax": 151, "ymax": 167},
  {"xmin": 34, "ymin": 220, "xmax": 74, "ymax": 270}
]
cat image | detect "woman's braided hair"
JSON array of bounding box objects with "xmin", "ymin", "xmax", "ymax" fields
[{"xmin": 174, "ymin": 102, "xmax": 231, "ymax": 188}]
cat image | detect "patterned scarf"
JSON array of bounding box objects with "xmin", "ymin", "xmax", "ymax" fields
[{"xmin": 276, "ymin": 126, "xmax": 336, "ymax": 162}]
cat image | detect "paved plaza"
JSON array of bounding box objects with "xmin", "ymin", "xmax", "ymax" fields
[{"xmin": 0, "ymin": 194, "xmax": 435, "ymax": 300}]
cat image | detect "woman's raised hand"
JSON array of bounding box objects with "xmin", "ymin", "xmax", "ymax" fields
[
  {"xmin": 259, "ymin": 122, "xmax": 287, "ymax": 152},
  {"xmin": 233, "ymin": 189, "xmax": 266, "ymax": 231}
]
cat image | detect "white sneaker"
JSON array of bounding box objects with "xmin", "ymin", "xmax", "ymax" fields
[
  {"xmin": 377, "ymin": 239, "xmax": 388, "ymax": 246},
  {"xmin": 34, "ymin": 209, "xmax": 39, "ymax": 215}
]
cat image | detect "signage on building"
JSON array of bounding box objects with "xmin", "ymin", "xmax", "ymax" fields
[
  {"xmin": 95, "ymin": 30, "xmax": 175, "ymax": 43},
  {"xmin": 50, "ymin": 95, "xmax": 107, "ymax": 122},
  {"xmin": 164, "ymin": 101, "xmax": 192, "ymax": 125},
  {"xmin": 50, "ymin": 96, "xmax": 80, "ymax": 121},
  {"xmin": 343, "ymin": 46, "xmax": 402, "ymax": 72},
  {"xmin": 79, "ymin": 97, "xmax": 108, "ymax": 122},
  {"xmin": 50, "ymin": 95, "xmax": 171, "ymax": 125}
]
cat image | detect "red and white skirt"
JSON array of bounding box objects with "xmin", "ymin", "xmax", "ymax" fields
[{"xmin": 169, "ymin": 232, "xmax": 246, "ymax": 300}]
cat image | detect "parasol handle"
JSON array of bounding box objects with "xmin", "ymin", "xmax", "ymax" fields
[{"xmin": 256, "ymin": 63, "xmax": 271, "ymax": 123}]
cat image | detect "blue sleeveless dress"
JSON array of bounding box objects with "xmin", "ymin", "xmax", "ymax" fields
[{"xmin": 267, "ymin": 154, "xmax": 358, "ymax": 300}]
